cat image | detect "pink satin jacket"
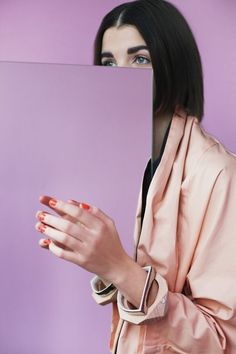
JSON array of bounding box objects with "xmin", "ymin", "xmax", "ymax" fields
[{"xmin": 92, "ymin": 109, "xmax": 236, "ymax": 354}]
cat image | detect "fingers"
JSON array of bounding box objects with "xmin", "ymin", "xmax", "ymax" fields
[
  {"xmin": 40, "ymin": 196, "xmax": 113, "ymax": 229},
  {"xmin": 39, "ymin": 195, "xmax": 84, "ymax": 223},
  {"xmin": 35, "ymin": 210, "xmax": 87, "ymax": 241},
  {"xmin": 48, "ymin": 198, "xmax": 102, "ymax": 229},
  {"xmin": 39, "ymin": 238, "xmax": 51, "ymax": 249},
  {"xmin": 63, "ymin": 198, "xmax": 114, "ymax": 227},
  {"xmin": 36, "ymin": 221, "xmax": 84, "ymax": 251},
  {"xmin": 48, "ymin": 241, "xmax": 84, "ymax": 265},
  {"xmin": 39, "ymin": 195, "xmax": 52, "ymax": 206},
  {"xmin": 39, "ymin": 195, "xmax": 68, "ymax": 218},
  {"xmin": 39, "ymin": 238, "xmax": 71, "ymax": 251},
  {"xmin": 39, "ymin": 237, "xmax": 84, "ymax": 265}
]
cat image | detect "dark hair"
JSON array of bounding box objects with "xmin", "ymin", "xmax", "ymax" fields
[{"xmin": 94, "ymin": 0, "xmax": 204, "ymax": 121}]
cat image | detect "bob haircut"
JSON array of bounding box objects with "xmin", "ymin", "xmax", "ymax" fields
[{"xmin": 94, "ymin": 0, "xmax": 204, "ymax": 121}]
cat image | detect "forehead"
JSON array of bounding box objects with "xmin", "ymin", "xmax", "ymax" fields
[{"xmin": 102, "ymin": 25, "xmax": 147, "ymax": 52}]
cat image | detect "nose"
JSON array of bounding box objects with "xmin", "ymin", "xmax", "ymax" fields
[{"xmin": 116, "ymin": 61, "xmax": 133, "ymax": 68}]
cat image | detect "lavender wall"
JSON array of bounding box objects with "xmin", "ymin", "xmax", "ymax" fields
[{"xmin": 0, "ymin": 1, "xmax": 235, "ymax": 353}]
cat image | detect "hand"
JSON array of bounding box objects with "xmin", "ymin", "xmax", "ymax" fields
[{"xmin": 35, "ymin": 196, "xmax": 129, "ymax": 284}]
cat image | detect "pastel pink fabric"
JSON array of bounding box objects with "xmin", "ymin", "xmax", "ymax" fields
[{"xmin": 92, "ymin": 109, "xmax": 236, "ymax": 353}]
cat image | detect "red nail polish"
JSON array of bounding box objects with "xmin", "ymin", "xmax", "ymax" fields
[
  {"xmin": 49, "ymin": 199, "xmax": 57, "ymax": 207},
  {"xmin": 38, "ymin": 224, "xmax": 47, "ymax": 233},
  {"xmin": 79, "ymin": 203, "xmax": 90, "ymax": 210},
  {"xmin": 43, "ymin": 239, "xmax": 51, "ymax": 245},
  {"xmin": 38, "ymin": 212, "xmax": 46, "ymax": 222}
]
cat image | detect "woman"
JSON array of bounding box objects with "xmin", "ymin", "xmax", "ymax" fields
[{"xmin": 35, "ymin": 1, "xmax": 236, "ymax": 353}]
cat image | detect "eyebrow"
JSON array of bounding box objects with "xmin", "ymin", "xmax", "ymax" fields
[{"xmin": 101, "ymin": 45, "xmax": 149, "ymax": 58}]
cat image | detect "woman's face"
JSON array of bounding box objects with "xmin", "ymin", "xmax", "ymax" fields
[{"xmin": 101, "ymin": 25, "xmax": 152, "ymax": 69}]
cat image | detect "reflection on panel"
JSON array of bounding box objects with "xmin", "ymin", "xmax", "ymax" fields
[{"xmin": 0, "ymin": 61, "xmax": 152, "ymax": 354}]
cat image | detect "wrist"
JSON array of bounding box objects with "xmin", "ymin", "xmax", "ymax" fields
[
  {"xmin": 99, "ymin": 253, "xmax": 132, "ymax": 285},
  {"xmin": 112, "ymin": 255, "xmax": 145, "ymax": 288},
  {"xmin": 112, "ymin": 257, "xmax": 149, "ymax": 309},
  {"xmin": 117, "ymin": 265, "xmax": 157, "ymax": 313}
]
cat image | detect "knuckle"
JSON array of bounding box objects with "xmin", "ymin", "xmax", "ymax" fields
[
  {"xmin": 74, "ymin": 207, "xmax": 82, "ymax": 219},
  {"xmin": 60, "ymin": 232, "xmax": 68, "ymax": 244},
  {"xmin": 80, "ymin": 256, "xmax": 89, "ymax": 268},
  {"xmin": 64, "ymin": 223, "xmax": 73, "ymax": 235},
  {"xmin": 96, "ymin": 224, "xmax": 105, "ymax": 235},
  {"xmin": 107, "ymin": 218, "xmax": 115, "ymax": 227}
]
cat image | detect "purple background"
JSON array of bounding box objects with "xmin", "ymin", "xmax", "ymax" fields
[{"xmin": 0, "ymin": 1, "xmax": 235, "ymax": 353}]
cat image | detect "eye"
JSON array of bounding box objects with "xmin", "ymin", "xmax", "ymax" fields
[
  {"xmin": 134, "ymin": 55, "xmax": 151, "ymax": 65},
  {"xmin": 101, "ymin": 60, "xmax": 116, "ymax": 67}
]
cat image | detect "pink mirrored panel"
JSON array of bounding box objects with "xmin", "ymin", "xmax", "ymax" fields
[{"xmin": 0, "ymin": 62, "xmax": 152, "ymax": 354}]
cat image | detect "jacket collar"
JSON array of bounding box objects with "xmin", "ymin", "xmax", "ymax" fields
[
  {"xmin": 148, "ymin": 107, "xmax": 187, "ymax": 202},
  {"xmin": 134, "ymin": 107, "xmax": 189, "ymax": 255}
]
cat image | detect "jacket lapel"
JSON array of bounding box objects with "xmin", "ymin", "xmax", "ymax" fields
[{"xmin": 134, "ymin": 109, "xmax": 196, "ymax": 289}]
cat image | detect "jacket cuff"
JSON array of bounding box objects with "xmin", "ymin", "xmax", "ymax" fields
[
  {"xmin": 91, "ymin": 275, "xmax": 117, "ymax": 305},
  {"xmin": 117, "ymin": 268, "xmax": 168, "ymax": 325}
]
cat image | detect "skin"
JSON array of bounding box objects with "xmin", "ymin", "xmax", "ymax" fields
[{"xmin": 35, "ymin": 25, "xmax": 166, "ymax": 308}]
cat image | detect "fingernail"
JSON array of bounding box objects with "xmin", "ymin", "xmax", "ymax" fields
[
  {"xmin": 38, "ymin": 212, "xmax": 46, "ymax": 222},
  {"xmin": 43, "ymin": 239, "xmax": 51, "ymax": 245},
  {"xmin": 79, "ymin": 203, "xmax": 90, "ymax": 210},
  {"xmin": 38, "ymin": 224, "xmax": 47, "ymax": 233},
  {"xmin": 49, "ymin": 199, "xmax": 57, "ymax": 208}
]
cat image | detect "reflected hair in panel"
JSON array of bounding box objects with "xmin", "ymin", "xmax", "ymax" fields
[{"xmin": 94, "ymin": 0, "xmax": 204, "ymax": 121}]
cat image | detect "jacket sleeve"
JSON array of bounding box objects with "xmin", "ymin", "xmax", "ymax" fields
[{"xmin": 117, "ymin": 163, "xmax": 236, "ymax": 353}]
